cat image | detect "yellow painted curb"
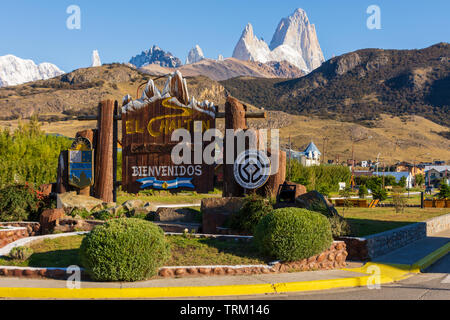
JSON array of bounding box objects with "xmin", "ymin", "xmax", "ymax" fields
[
  {"xmin": 0, "ymin": 241, "xmax": 448, "ymax": 299},
  {"xmin": 413, "ymin": 242, "xmax": 450, "ymax": 271}
]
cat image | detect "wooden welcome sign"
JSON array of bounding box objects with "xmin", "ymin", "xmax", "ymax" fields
[{"xmin": 121, "ymin": 71, "xmax": 216, "ymax": 193}]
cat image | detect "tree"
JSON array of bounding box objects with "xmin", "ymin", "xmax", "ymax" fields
[
  {"xmin": 372, "ymin": 186, "xmax": 388, "ymax": 202},
  {"xmin": 339, "ymin": 187, "xmax": 353, "ymax": 217},
  {"xmin": 392, "ymin": 186, "xmax": 407, "ymax": 213},
  {"xmin": 437, "ymin": 180, "xmax": 450, "ymax": 199},
  {"xmin": 358, "ymin": 185, "xmax": 368, "ymax": 199},
  {"xmin": 398, "ymin": 176, "xmax": 407, "ymax": 188},
  {"xmin": 415, "ymin": 174, "xmax": 425, "ymax": 187}
]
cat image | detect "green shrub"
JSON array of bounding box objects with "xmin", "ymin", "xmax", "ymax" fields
[
  {"xmin": 80, "ymin": 218, "xmax": 171, "ymax": 281},
  {"xmin": 70, "ymin": 208, "xmax": 92, "ymax": 219},
  {"xmin": 230, "ymin": 194, "xmax": 273, "ymax": 234},
  {"xmin": 309, "ymin": 201, "xmax": 351, "ymax": 237},
  {"xmin": 254, "ymin": 207, "xmax": 333, "ymax": 262},
  {"xmin": 9, "ymin": 246, "xmax": 33, "ymax": 261},
  {"xmin": 327, "ymin": 215, "xmax": 351, "ymax": 238},
  {"xmin": 0, "ymin": 184, "xmax": 42, "ymax": 221},
  {"xmin": 92, "ymin": 210, "xmax": 112, "ymax": 221}
]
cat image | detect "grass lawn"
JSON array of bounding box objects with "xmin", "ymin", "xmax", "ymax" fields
[
  {"xmin": 117, "ymin": 189, "xmax": 222, "ymax": 205},
  {"xmin": 339, "ymin": 207, "xmax": 449, "ymax": 237},
  {"xmin": 0, "ymin": 235, "xmax": 267, "ymax": 268}
]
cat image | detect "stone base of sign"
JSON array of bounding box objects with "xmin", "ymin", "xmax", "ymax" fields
[
  {"xmin": 53, "ymin": 218, "xmax": 104, "ymax": 234},
  {"xmin": 154, "ymin": 207, "xmax": 197, "ymax": 223},
  {"xmin": 201, "ymin": 197, "xmax": 245, "ymax": 234},
  {"xmin": 56, "ymin": 192, "xmax": 105, "ymax": 214}
]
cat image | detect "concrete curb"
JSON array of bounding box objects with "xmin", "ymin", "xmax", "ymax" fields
[{"xmin": 0, "ymin": 235, "xmax": 448, "ymax": 299}]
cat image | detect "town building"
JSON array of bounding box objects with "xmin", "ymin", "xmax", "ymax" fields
[
  {"xmin": 286, "ymin": 141, "xmax": 321, "ymax": 167},
  {"xmin": 372, "ymin": 171, "xmax": 414, "ymax": 189},
  {"xmin": 424, "ymin": 165, "xmax": 450, "ymax": 187}
]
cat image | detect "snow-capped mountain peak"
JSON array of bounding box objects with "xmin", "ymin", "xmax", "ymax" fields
[
  {"xmin": 232, "ymin": 8, "xmax": 324, "ymax": 73},
  {"xmin": 129, "ymin": 45, "xmax": 182, "ymax": 68},
  {"xmin": 232, "ymin": 23, "xmax": 271, "ymax": 63},
  {"xmin": 186, "ymin": 45, "xmax": 205, "ymax": 64},
  {"xmin": 270, "ymin": 8, "xmax": 324, "ymax": 71},
  {"xmin": 0, "ymin": 54, "xmax": 64, "ymax": 87}
]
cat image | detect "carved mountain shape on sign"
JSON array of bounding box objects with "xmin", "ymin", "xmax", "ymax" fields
[{"xmin": 122, "ymin": 71, "xmax": 216, "ymax": 118}]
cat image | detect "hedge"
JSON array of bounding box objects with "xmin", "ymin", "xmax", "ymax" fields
[
  {"xmin": 254, "ymin": 207, "xmax": 333, "ymax": 262},
  {"xmin": 80, "ymin": 218, "xmax": 171, "ymax": 281}
]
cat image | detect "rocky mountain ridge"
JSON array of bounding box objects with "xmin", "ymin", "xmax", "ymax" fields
[{"xmin": 232, "ymin": 8, "xmax": 324, "ymax": 73}]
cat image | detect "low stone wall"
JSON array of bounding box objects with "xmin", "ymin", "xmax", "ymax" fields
[
  {"xmin": 0, "ymin": 267, "xmax": 76, "ymax": 280},
  {"xmin": 336, "ymin": 237, "xmax": 369, "ymax": 261},
  {"xmin": 0, "ymin": 237, "xmax": 347, "ymax": 280},
  {"xmin": 0, "ymin": 227, "xmax": 29, "ymax": 249},
  {"xmin": 0, "ymin": 222, "xmax": 40, "ymax": 237},
  {"xmin": 340, "ymin": 213, "xmax": 450, "ymax": 260},
  {"xmin": 426, "ymin": 213, "xmax": 450, "ymax": 235},
  {"xmin": 365, "ymin": 223, "xmax": 427, "ymax": 258},
  {"xmin": 157, "ymin": 241, "xmax": 347, "ymax": 278}
]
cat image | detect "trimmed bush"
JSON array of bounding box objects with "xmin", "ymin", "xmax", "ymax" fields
[
  {"xmin": 254, "ymin": 207, "xmax": 333, "ymax": 262},
  {"xmin": 80, "ymin": 218, "xmax": 171, "ymax": 282},
  {"xmin": 229, "ymin": 194, "xmax": 273, "ymax": 234},
  {"xmin": 9, "ymin": 246, "xmax": 33, "ymax": 261}
]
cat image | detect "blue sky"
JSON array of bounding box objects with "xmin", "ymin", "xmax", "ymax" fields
[{"xmin": 0, "ymin": 0, "xmax": 449, "ymax": 72}]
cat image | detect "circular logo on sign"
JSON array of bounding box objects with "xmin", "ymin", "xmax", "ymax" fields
[{"xmin": 233, "ymin": 150, "xmax": 271, "ymax": 190}]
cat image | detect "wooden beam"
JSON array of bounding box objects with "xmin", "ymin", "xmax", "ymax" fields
[{"xmin": 74, "ymin": 111, "xmax": 266, "ymax": 121}]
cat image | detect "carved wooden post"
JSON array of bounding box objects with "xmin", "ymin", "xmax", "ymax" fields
[
  {"xmin": 56, "ymin": 150, "xmax": 69, "ymax": 194},
  {"xmin": 94, "ymin": 100, "xmax": 114, "ymax": 203},
  {"xmin": 223, "ymin": 96, "xmax": 247, "ymax": 197},
  {"xmin": 257, "ymin": 149, "xmax": 286, "ymax": 198}
]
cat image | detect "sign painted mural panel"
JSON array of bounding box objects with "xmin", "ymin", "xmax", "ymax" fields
[{"xmin": 121, "ymin": 72, "xmax": 216, "ymax": 194}]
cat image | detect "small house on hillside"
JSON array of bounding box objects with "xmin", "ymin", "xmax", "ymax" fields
[
  {"xmin": 287, "ymin": 141, "xmax": 321, "ymax": 167},
  {"xmin": 425, "ymin": 165, "xmax": 450, "ymax": 187}
]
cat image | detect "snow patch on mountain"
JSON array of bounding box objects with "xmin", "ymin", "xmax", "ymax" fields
[
  {"xmin": 91, "ymin": 50, "xmax": 102, "ymax": 67},
  {"xmin": 0, "ymin": 55, "xmax": 64, "ymax": 87},
  {"xmin": 129, "ymin": 45, "xmax": 182, "ymax": 68},
  {"xmin": 186, "ymin": 45, "xmax": 205, "ymax": 64}
]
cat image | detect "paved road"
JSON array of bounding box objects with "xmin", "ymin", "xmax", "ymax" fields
[{"xmin": 208, "ymin": 253, "xmax": 450, "ymax": 300}]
